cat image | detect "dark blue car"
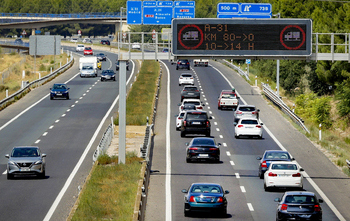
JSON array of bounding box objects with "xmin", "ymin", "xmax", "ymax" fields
[
  {"xmin": 182, "ymin": 183, "xmax": 229, "ymax": 217},
  {"xmin": 257, "ymin": 150, "xmax": 295, "ymax": 179},
  {"xmin": 50, "ymin": 83, "xmax": 69, "ymax": 100}
]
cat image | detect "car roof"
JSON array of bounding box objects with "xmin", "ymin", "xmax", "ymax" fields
[
  {"xmin": 180, "ymin": 73, "xmax": 192, "ymax": 75},
  {"xmin": 284, "ymin": 191, "xmax": 316, "ymax": 196},
  {"xmin": 13, "ymin": 146, "xmax": 39, "ymax": 149},
  {"xmin": 238, "ymin": 104, "xmax": 256, "ymax": 108},
  {"xmin": 182, "ymin": 98, "xmax": 200, "ymax": 102},
  {"xmin": 270, "ymin": 161, "xmax": 297, "ymax": 165},
  {"xmin": 186, "ymin": 110, "xmax": 207, "ymax": 114},
  {"xmin": 190, "ymin": 183, "xmax": 221, "ymax": 187}
]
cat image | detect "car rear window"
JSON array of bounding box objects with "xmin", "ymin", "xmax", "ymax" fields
[
  {"xmin": 193, "ymin": 139, "xmax": 215, "ymax": 145},
  {"xmin": 239, "ymin": 106, "xmax": 256, "ymax": 111},
  {"xmin": 184, "ymin": 87, "xmax": 197, "ymax": 91},
  {"xmin": 187, "ymin": 113, "xmax": 207, "ymax": 120},
  {"xmin": 265, "ymin": 152, "xmax": 290, "ymax": 160},
  {"xmin": 181, "ymin": 74, "xmax": 192, "ymax": 78},
  {"xmin": 271, "ymin": 164, "xmax": 297, "ymax": 170},
  {"xmin": 184, "ymin": 101, "xmax": 200, "ymax": 106},
  {"xmin": 191, "ymin": 185, "xmax": 221, "ymax": 193},
  {"xmin": 241, "ymin": 120, "xmax": 258, "ymax": 124},
  {"xmin": 285, "ymin": 195, "xmax": 315, "ymax": 203}
]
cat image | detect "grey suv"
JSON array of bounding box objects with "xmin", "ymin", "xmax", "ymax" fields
[
  {"xmin": 234, "ymin": 104, "xmax": 260, "ymax": 123},
  {"xmin": 6, "ymin": 146, "xmax": 46, "ymax": 179},
  {"xmin": 181, "ymin": 111, "xmax": 212, "ymax": 137}
]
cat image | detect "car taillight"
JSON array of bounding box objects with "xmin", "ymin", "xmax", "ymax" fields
[
  {"xmin": 195, "ymin": 90, "xmax": 199, "ymax": 92},
  {"xmin": 186, "ymin": 62, "xmax": 189, "ymax": 65},
  {"xmin": 256, "ymin": 125, "xmax": 261, "ymax": 128},
  {"xmin": 238, "ymin": 125, "xmax": 243, "ymax": 128},
  {"xmin": 177, "ymin": 61, "xmax": 180, "ymax": 64},
  {"xmin": 183, "ymin": 120, "xmax": 187, "ymax": 126},
  {"xmin": 181, "ymin": 106, "xmax": 184, "ymax": 109},
  {"xmin": 281, "ymin": 204, "xmax": 288, "ymax": 211},
  {"xmin": 236, "ymin": 111, "xmax": 242, "ymax": 114},
  {"xmin": 197, "ymin": 106, "xmax": 203, "ymax": 109},
  {"xmin": 180, "ymin": 77, "xmax": 183, "ymax": 79},
  {"xmin": 209, "ymin": 148, "xmax": 217, "ymax": 150},
  {"xmin": 268, "ymin": 172, "xmax": 277, "ymax": 177},
  {"xmin": 261, "ymin": 161, "xmax": 267, "ymax": 168},
  {"xmin": 314, "ymin": 205, "xmax": 321, "ymax": 212},
  {"xmin": 191, "ymin": 77, "xmax": 193, "ymax": 79},
  {"xmin": 216, "ymin": 197, "xmax": 223, "ymax": 203},
  {"xmin": 189, "ymin": 147, "xmax": 198, "ymax": 150},
  {"xmin": 292, "ymin": 173, "xmax": 301, "ymax": 177},
  {"xmin": 189, "ymin": 196, "xmax": 196, "ymax": 202},
  {"xmin": 252, "ymin": 111, "xmax": 257, "ymax": 114},
  {"xmin": 206, "ymin": 121, "xmax": 209, "ymax": 127}
]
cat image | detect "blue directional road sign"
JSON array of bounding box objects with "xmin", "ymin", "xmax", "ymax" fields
[
  {"xmin": 127, "ymin": 1, "xmax": 142, "ymax": 25},
  {"xmin": 217, "ymin": 3, "xmax": 239, "ymax": 14},
  {"xmin": 241, "ymin": 3, "xmax": 272, "ymax": 14},
  {"xmin": 174, "ymin": 1, "xmax": 195, "ymax": 18},
  {"xmin": 217, "ymin": 3, "xmax": 272, "ymax": 19},
  {"xmin": 143, "ymin": 1, "xmax": 173, "ymax": 25}
]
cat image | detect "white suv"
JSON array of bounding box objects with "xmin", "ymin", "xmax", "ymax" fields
[
  {"xmin": 178, "ymin": 98, "xmax": 204, "ymax": 112},
  {"xmin": 76, "ymin": 44, "xmax": 84, "ymax": 52},
  {"xmin": 178, "ymin": 73, "xmax": 194, "ymax": 86}
]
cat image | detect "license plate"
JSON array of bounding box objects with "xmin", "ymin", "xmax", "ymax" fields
[
  {"xmin": 20, "ymin": 168, "xmax": 30, "ymax": 172},
  {"xmin": 278, "ymin": 174, "xmax": 290, "ymax": 177},
  {"xmin": 299, "ymin": 215, "xmax": 311, "ymax": 218},
  {"xmin": 188, "ymin": 93, "xmax": 194, "ymax": 95},
  {"xmin": 192, "ymin": 122, "xmax": 201, "ymax": 125},
  {"xmin": 57, "ymin": 94, "xmax": 62, "ymax": 96},
  {"xmin": 199, "ymin": 154, "xmax": 209, "ymax": 157}
]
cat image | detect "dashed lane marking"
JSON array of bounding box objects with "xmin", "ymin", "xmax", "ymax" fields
[
  {"xmin": 230, "ymin": 161, "xmax": 235, "ymax": 166},
  {"xmin": 62, "ymin": 114, "xmax": 66, "ymax": 117},
  {"xmin": 226, "ymin": 151, "xmax": 231, "ymax": 156},
  {"xmin": 216, "ymin": 128, "xmax": 220, "ymax": 131},
  {"xmin": 223, "ymin": 143, "xmax": 227, "ymax": 147},
  {"xmin": 43, "ymin": 132, "xmax": 48, "ymax": 136},
  {"xmin": 235, "ymin": 173, "xmax": 240, "ymax": 178},
  {"xmin": 35, "ymin": 140, "xmax": 40, "ymax": 144},
  {"xmin": 240, "ymin": 186, "xmax": 246, "ymax": 193},
  {"xmin": 55, "ymin": 120, "xmax": 59, "ymax": 123},
  {"xmin": 49, "ymin": 126, "xmax": 54, "ymax": 129},
  {"xmin": 247, "ymin": 203, "xmax": 254, "ymax": 211},
  {"xmin": 219, "ymin": 135, "xmax": 223, "ymax": 138}
]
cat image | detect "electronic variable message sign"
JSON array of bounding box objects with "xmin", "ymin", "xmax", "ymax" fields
[{"xmin": 172, "ymin": 18, "xmax": 312, "ymax": 57}]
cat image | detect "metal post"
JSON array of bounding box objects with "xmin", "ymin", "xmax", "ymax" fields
[
  {"xmin": 292, "ymin": 104, "xmax": 295, "ymax": 113},
  {"xmin": 118, "ymin": 59, "xmax": 127, "ymax": 164},
  {"xmin": 155, "ymin": 32, "xmax": 158, "ymax": 61},
  {"xmin": 142, "ymin": 32, "xmax": 144, "ymax": 61},
  {"xmin": 319, "ymin": 124, "xmax": 322, "ymax": 141},
  {"xmin": 128, "ymin": 32, "xmax": 131, "ymax": 59},
  {"xmin": 331, "ymin": 33, "xmax": 334, "ymax": 63},
  {"xmin": 6, "ymin": 89, "xmax": 8, "ymax": 98},
  {"xmin": 255, "ymin": 76, "xmax": 257, "ymax": 87},
  {"xmin": 247, "ymin": 63, "xmax": 249, "ymax": 76},
  {"xmin": 276, "ymin": 59, "xmax": 280, "ymax": 96},
  {"xmin": 22, "ymin": 70, "xmax": 25, "ymax": 79},
  {"xmin": 168, "ymin": 32, "xmax": 171, "ymax": 61}
]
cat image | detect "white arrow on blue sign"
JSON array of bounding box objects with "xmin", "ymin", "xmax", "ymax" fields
[{"xmin": 246, "ymin": 59, "xmax": 251, "ymax": 64}]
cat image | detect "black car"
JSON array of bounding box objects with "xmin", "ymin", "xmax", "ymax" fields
[
  {"xmin": 275, "ymin": 191, "xmax": 323, "ymax": 221},
  {"xmin": 116, "ymin": 60, "xmax": 129, "ymax": 71},
  {"xmin": 50, "ymin": 83, "xmax": 69, "ymax": 100},
  {"xmin": 101, "ymin": 70, "xmax": 116, "ymax": 81},
  {"xmin": 96, "ymin": 53, "xmax": 107, "ymax": 61},
  {"xmin": 257, "ymin": 150, "xmax": 295, "ymax": 179},
  {"xmin": 182, "ymin": 183, "xmax": 229, "ymax": 217},
  {"xmin": 176, "ymin": 59, "xmax": 190, "ymax": 70},
  {"xmin": 186, "ymin": 137, "xmax": 221, "ymax": 163},
  {"xmin": 101, "ymin": 39, "xmax": 110, "ymax": 45},
  {"xmin": 181, "ymin": 85, "xmax": 200, "ymax": 101},
  {"xmin": 181, "ymin": 110, "xmax": 212, "ymax": 137}
]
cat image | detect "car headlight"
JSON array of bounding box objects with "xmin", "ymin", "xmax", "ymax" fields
[{"xmin": 34, "ymin": 160, "xmax": 43, "ymax": 165}]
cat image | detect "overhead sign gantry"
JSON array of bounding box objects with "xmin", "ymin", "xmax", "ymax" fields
[{"xmin": 172, "ymin": 18, "xmax": 312, "ymax": 59}]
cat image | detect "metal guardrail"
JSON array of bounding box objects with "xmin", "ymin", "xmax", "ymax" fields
[
  {"xmin": 93, "ymin": 122, "xmax": 114, "ymax": 162},
  {"xmin": 222, "ymin": 60, "xmax": 250, "ymax": 81},
  {"xmin": 0, "ymin": 51, "xmax": 73, "ymax": 109},
  {"xmin": 262, "ymin": 83, "xmax": 310, "ymax": 134}
]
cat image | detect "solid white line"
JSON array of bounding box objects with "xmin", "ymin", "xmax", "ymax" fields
[
  {"xmin": 49, "ymin": 126, "xmax": 54, "ymax": 129},
  {"xmin": 226, "ymin": 151, "xmax": 231, "ymax": 156},
  {"xmin": 3, "ymin": 170, "xmax": 7, "ymax": 175},
  {"xmin": 35, "ymin": 140, "xmax": 40, "ymax": 144},
  {"xmin": 216, "ymin": 128, "xmax": 220, "ymax": 131},
  {"xmin": 44, "ymin": 57, "xmax": 136, "ymax": 221},
  {"xmin": 235, "ymin": 173, "xmax": 240, "ymax": 178},
  {"xmin": 219, "ymin": 135, "xmax": 223, "ymax": 138},
  {"xmin": 55, "ymin": 120, "xmax": 59, "ymax": 123},
  {"xmin": 62, "ymin": 114, "xmax": 66, "ymax": 117},
  {"xmin": 43, "ymin": 132, "xmax": 48, "ymax": 136},
  {"xmin": 230, "ymin": 161, "xmax": 235, "ymax": 166},
  {"xmin": 240, "ymin": 186, "xmax": 246, "ymax": 193},
  {"xmin": 211, "ymin": 63, "xmax": 346, "ymax": 221},
  {"xmin": 159, "ymin": 60, "xmax": 172, "ymax": 221},
  {"xmin": 247, "ymin": 203, "xmax": 254, "ymax": 211}
]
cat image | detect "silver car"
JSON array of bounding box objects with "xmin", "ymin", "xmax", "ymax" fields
[
  {"xmin": 6, "ymin": 146, "xmax": 46, "ymax": 179},
  {"xmin": 234, "ymin": 104, "xmax": 260, "ymax": 123}
]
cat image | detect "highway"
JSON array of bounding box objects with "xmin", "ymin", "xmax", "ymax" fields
[
  {"xmin": 0, "ymin": 47, "xmax": 136, "ymax": 221},
  {"xmin": 146, "ymin": 60, "xmax": 348, "ymax": 220}
]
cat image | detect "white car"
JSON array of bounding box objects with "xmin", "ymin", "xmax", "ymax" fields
[
  {"xmin": 234, "ymin": 118, "xmax": 263, "ymax": 139},
  {"xmin": 70, "ymin": 38, "xmax": 78, "ymax": 43},
  {"xmin": 175, "ymin": 111, "xmax": 186, "ymax": 131},
  {"xmin": 76, "ymin": 44, "xmax": 85, "ymax": 52},
  {"xmin": 178, "ymin": 73, "xmax": 194, "ymax": 86},
  {"xmin": 178, "ymin": 98, "xmax": 204, "ymax": 112},
  {"xmin": 264, "ymin": 161, "xmax": 304, "ymax": 191},
  {"xmin": 132, "ymin": 43, "xmax": 141, "ymax": 50},
  {"xmin": 83, "ymin": 38, "xmax": 92, "ymax": 43}
]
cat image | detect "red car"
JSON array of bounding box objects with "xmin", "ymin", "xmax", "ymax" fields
[{"xmin": 84, "ymin": 47, "xmax": 93, "ymax": 55}]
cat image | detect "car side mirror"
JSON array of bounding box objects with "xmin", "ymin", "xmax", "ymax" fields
[
  {"xmin": 258, "ymin": 109, "xmax": 260, "ymax": 112},
  {"xmin": 68, "ymin": 88, "xmax": 70, "ymax": 90},
  {"xmin": 274, "ymin": 198, "xmax": 281, "ymax": 202},
  {"xmin": 178, "ymin": 103, "xmax": 181, "ymax": 106},
  {"xmin": 236, "ymin": 96, "xmax": 240, "ymax": 99},
  {"xmin": 5, "ymin": 154, "xmax": 9, "ymax": 158},
  {"xmin": 256, "ymin": 156, "xmax": 262, "ymax": 160},
  {"xmin": 300, "ymin": 168, "xmax": 304, "ymax": 171},
  {"xmin": 182, "ymin": 189, "xmax": 188, "ymax": 193},
  {"xmin": 217, "ymin": 143, "xmax": 221, "ymax": 146},
  {"xmin": 318, "ymin": 199, "xmax": 323, "ymax": 203},
  {"xmin": 42, "ymin": 154, "xmax": 46, "ymax": 157},
  {"xmin": 185, "ymin": 142, "xmax": 189, "ymax": 146},
  {"xmin": 175, "ymin": 115, "xmax": 178, "ymax": 117},
  {"xmin": 209, "ymin": 116, "xmax": 213, "ymax": 119},
  {"xmin": 224, "ymin": 190, "xmax": 230, "ymax": 194},
  {"xmin": 233, "ymin": 122, "xmax": 238, "ymax": 126},
  {"xmin": 260, "ymin": 123, "xmax": 264, "ymax": 126},
  {"xmin": 291, "ymin": 157, "xmax": 295, "ymax": 161}
]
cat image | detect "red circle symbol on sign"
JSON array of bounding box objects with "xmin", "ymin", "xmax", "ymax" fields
[
  {"xmin": 178, "ymin": 24, "xmax": 203, "ymax": 50},
  {"xmin": 280, "ymin": 25, "xmax": 306, "ymax": 50}
]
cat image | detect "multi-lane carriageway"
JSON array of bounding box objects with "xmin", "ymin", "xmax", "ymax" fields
[
  {"xmin": 145, "ymin": 60, "xmax": 349, "ymax": 221},
  {"xmin": 0, "ymin": 44, "xmax": 348, "ymax": 220}
]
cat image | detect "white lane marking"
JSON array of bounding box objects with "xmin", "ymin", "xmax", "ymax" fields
[
  {"xmin": 49, "ymin": 126, "xmax": 54, "ymax": 129},
  {"xmin": 212, "ymin": 116, "xmax": 215, "ymax": 119},
  {"xmin": 223, "ymin": 143, "xmax": 227, "ymax": 147},
  {"xmin": 86, "ymin": 90, "xmax": 90, "ymax": 93},
  {"xmin": 67, "ymin": 109, "xmax": 71, "ymax": 112},
  {"xmin": 71, "ymin": 105, "xmax": 75, "ymax": 107},
  {"xmin": 211, "ymin": 63, "xmax": 346, "ymax": 221},
  {"xmin": 94, "ymin": 82, "xmax": 98, "ymax": 84},
  {"xmin": 209, "ymin": 111, "xmax": 212, "ymax": 114},
  {"xmin": 240, "ymin": 186, "xmax": 246, "ymax": 193},
  {"xmin": 79, "ymin": 97, "xmax": 83, "ymax": 100},
  {"xmin": 44, "ymin": 58, "xmax": 136, "ymax": 221},
  {"xmin": 75, "ymin": 101, "xmax": 79, "ymax": 103},
  {"xmin": 89, "ymin": 87, "xmax": 92, "ymax": 90},
  {"xmin": 159, "ymin": 60, "xmax": 172, "ymax": 221},
  {"xmin": 55, "ymin": 120, "xmax": 59, "ymax": 123},
  {"xmin": 35, "ymin": 140, "xmax": 40, "ymax": 144},
  {"xmin": 83, "ymin": 94, "xmax": 86, "ymax": 96},
  {"xmin": 92, "ymin": 85, "xmax": 95, "ymax": 87},
  {"xmin": 230, "ymin": 161, "xmax": 235, "ymax": 166},
  {"xmin": 206, "ymin": 102, "xmax": 209, "ymax": 105},
  {"xmin": 203, "ymin": 95, "xmax": 206, "ymax": 97},
  {"xmin": 3, "ymin": 170, "xmax": 7, "ymax": 175},
  {"xmin": 247, "ymin": 203, "xmax": 254, "ymax": 211},
  {"xmin": 216, "ymin": 128, "xmax": 220, "ymax": 131},
  {"xmin": 219, "ymin": 135, "xmax": 223, "ymax": 138},
  {"xmin": 235, "ymin": 173, "xmax": 240, "ymax": 178},
  {"xmin": 226, "ymin": 151, "xmax": 231, "ymax": 156},
  {"xmin": 207, "ymin": 106, "xmax": 210, "ymax": 109},
  {"xmin": 43, "ymin": 132, "xmax": 48, "ymax": 136},
  {"xmin": 214, "ymin": 122, "xmax": 217, "ymax": 125},
  {"xmin": 62, "ymin": 114, "xmax": 66, "ymax": 117},
  {"xmin": 204, "ymin": 98, "xmax": 207, "ymax": 101}
]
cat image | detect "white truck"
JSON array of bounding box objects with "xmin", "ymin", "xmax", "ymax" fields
[
  {"xmin": 79, "ymin": 56, "xmax": 98, "ymax": 77},
  {"xmin": 193, "ymin": 58, "xmax": 209, "ymax": 67}
]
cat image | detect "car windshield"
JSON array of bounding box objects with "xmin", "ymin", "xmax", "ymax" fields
[
  {"xmin": 82, "ymin": 66, "xmax": 93, "ymax": 70},
  {"xmin": 239, "ymin": 106, "xmax": 256, "ymax": 111},
  {"xmin": 191, "ymin": 185, "xmax": 221, "ymax": 193},
  {"xmin": 187, "ymin": 113, "xmax": 207, "ymax": 120},
  {"xmin": 179, "ymin": 60, "xmax": 188, "ymax": 63},
  {"xmin": 53, "ymin": 84, "xmax": 67, "ymax": 90},
  {"xmin": 98, "ymin": 53, "xmax": 104, "ymax": 56},
  {"xmin": 264, "ymin": 152, "xmax": 290, "ymax": 160},
  {"xmin": 78, "ymin": 45, "xmax": 84, "ymax": 47},
  {"xmin": 271, "ymin": 164, "xmax": 297, "ymax": 170},
  {"xmin": 241, "ymin": 120, "xmax": 258, "ymax": 125},
  {"xmin": 11, "ymin": 148, "xmax": 39, "ymax": 157},
  {"xmin": 85, "ymin": 47, "xmax": 91, "ymax": 50},
  {"xmin": 285, "ymin": 195, "xmax": 316, "ymax": 204},
  {"xmin": 181, "ymin": 74, "xmax": 192, "ymax": 78},
  {"xmin": 192, "ymin": 139, "xmax": 215, "ymax": 146}
]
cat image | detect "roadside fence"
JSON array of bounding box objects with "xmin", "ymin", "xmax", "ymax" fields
[
  {"xmin": 222, "ymin": 59, "xmax": 250, "ymax": 81},
  {"xmin": 93, "ymin": 119, "xmax": 114, "ymax": 162}
]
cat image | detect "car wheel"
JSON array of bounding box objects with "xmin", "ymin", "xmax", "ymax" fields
[
  {"xmin": 181, "ymin": 131, "xmax": 186, "ymax": 137},
  {"xmin": 188, "ymin": 67, "xmax": 190, "ymax": 70},
  {"xmin": 40, "ymin": 170, "xmax": 46, "ymax": 179},
  {"xmin": 66, "ymin": 94, "xmax": 69, "ymax": 100},
  {"xmin": 264, "ymin": 183, "xmax": 269, "ymax": 192},
  {"xmin": 206, "ymin": 132, "xmax": 211, "ymax": 137},
  {"xmin": 113, "ymin": 78, "xmax": 116, "ymax": 81},
  {"xmin": 50, "ymin": 96, "xmax": 53, "ymax": 100},
  {"xmin": 186, "ymin": 158, "xmax": 191, "ymax": 163},
  {"xmin": 218, "ymin": 106, "xmax": 221, "ymax": 110},
  {"xmin": 179, "ymin": 84, "xmax": 181, "ymax": 86},
  {"xmin": 221, "ymin": 208, "xmax": 227, "ymax": 217},
  {"xmin": 176, "ymin": 67, "xmax": 179, "ymax": 70},
  {"xmin": 259, "ymin": 171, "xmax": 264, "ymax": 179},
  {"xmin": 7, "ymin": 172, "xmax": 13, "ymax": 180},
  {"xmin": 184, "ymin": 209, "xmax": 191, "ymax": 217},
  {"xmin": 216, "ymin": 157, "xmax": 220, "ymax": 163}
]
